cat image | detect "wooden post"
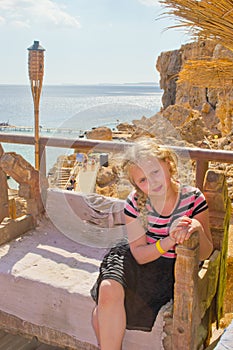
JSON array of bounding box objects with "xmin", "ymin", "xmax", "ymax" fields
[
  {"xmin": 172, "ymin": 232, "xmax": 200, "ymax": 350},
  {"xmin": 195, "ymin": 159, "xmax": 209, "ymax": 191},
  {"xmin": 203, "ymin": 169, "xmax": 231, "ymax": 327},
  {"xmin": 27, "ymin": 41, "xmax": 45, "ymax": 171},
  {"xmin": 0, "ymin": 144, "xmax": 9, "ymax": 222},
  {"xmin": 39, "ymin": 142, "xmax": 46, "ymax": 177},
  {"xmin": 172, "ymin": 169, "xmax": 231, "ymax": 350}
]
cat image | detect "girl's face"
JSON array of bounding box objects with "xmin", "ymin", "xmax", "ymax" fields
[{"xmin": 130, "ymin": 157, "xmax": 172, "ymax": 197}]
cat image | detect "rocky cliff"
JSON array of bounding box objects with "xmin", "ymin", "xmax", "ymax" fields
[{"xmin": 156, "ymin": 39, "xmax": 233, "ymax": 137}]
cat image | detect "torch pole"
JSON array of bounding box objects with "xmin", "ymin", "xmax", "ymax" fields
[
  {"xmin": 27, "ymin": 41, "xmax": 45, "ymax": 171},
  {"xmin": 34, "ymin": 83, "xmax": 40, "ymax": 170}
]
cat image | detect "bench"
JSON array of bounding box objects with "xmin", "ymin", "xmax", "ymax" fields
[{"xmin": 0, "ymin": 169, "xmax": 230, "ymax": 350}]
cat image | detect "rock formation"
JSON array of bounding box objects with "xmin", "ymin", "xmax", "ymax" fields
[
  {"xmin": 0, "ymin": 146, "xmax": 48, "ymax": 223},
  {"xmin": 86, "ymin": 126, "xmax": 113, "ymax": 140},
  {"xmin": 157, "ymin": 40, "xmax": 233, "ymax": 136}
]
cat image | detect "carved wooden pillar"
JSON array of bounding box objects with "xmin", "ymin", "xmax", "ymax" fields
[
  {"xmin": 172, "ymin": 231, "xmax": 200, "ymax": 350},
  {"xmin": 172, "ymin": 169, "xmax": 231, "ymax": 350},
  {"xmin": 0, "ymin": 152, "xmax": 48, "ymax": 223}
]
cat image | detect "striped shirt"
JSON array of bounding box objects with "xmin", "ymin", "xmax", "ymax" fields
[{"xmin": 124, "ymin": 185, "xmax": 208, "ymax": 259}]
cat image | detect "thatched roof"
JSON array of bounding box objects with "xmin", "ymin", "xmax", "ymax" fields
[
  {"xmin": 159, "ymin": 0, "xmax": 233, "ymax": 52},
  {"xmin": 178, "ymin": 58, "xmax": 233, "ymax": 88}
]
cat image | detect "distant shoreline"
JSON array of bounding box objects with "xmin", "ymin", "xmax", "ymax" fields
[{"xmin": 0, "ymin": 82, "xmax": 161, "ymax": 88}]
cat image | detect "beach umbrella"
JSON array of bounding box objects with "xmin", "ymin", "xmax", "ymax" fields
[{"xmin": 27, "ymin": 40, "xmax": 45, "ymax": 170}]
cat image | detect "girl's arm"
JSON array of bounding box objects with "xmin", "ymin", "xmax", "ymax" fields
[
  {"xmin": 169, "ymin": 209, "xmax": 213, "ymax": 261},
  {"xmin": 126, "ymin": 208, "xmax": 213, "ymax": 264},
  {"xmin": 125, "ymin": 214, "xmax": 175, "ymax": 265}
]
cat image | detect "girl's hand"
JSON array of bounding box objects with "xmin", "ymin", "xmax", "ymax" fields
[{"xmin": 169, "ymin": 216, "xmax": 194, "ymax": 244}]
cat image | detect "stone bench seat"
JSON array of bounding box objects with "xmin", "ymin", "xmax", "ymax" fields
[{"xmin": 0, "ymin": 189, "xmax": 169, "ymax": 350}]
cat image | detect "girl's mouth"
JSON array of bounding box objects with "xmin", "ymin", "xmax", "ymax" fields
[{"xmin": 153, "ymin": 184, "xmax": 163, "ymax": 193}]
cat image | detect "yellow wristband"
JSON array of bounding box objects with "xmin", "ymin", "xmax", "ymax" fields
[{"xmin": 156, "ymin": 240, "xmax": 166, "ymax": 255}]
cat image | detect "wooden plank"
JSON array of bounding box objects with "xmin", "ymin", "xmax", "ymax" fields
[
  {"xmin": 198, "ymin": 250, "xmax": 221, "ymax": 318},
  {"xmin": 0, "ymin": 331, "xmax": 62, "ymax": 350}
]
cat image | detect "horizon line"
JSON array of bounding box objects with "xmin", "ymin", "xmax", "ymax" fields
[{"xmin": 0, "ymin": 81, "xmax": 160, "ymax": 87}]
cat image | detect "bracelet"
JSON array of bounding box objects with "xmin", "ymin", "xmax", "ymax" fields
[{"xmin": 156, "ymin": 239, "xmax": 166, "ymax": 255}]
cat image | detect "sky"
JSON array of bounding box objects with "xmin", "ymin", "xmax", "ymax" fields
[{"xmin": 0, "ymin": 0, "xmax": 191, "ymax": 85}]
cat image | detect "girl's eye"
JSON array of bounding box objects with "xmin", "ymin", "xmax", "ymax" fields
[
  {"xmin": 153, "ymin": 170, "xmax": 159, "ymax": 174},
  {"xmin": 139, "ymin": 177, "xmax": 147, "ymax": 184}
]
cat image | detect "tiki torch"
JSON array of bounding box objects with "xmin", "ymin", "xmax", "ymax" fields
[{"xmin": 27, "ymin": 40, "xmax": 45, "ymax": 170}]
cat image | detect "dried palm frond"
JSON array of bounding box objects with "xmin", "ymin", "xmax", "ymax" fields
[
  {"xmin": 159, "ymin": 0, "xmax": 233, "ymax": 52},
  {"xmin": 178, "ymin": 58, "xmax": 233, "ymax": 88}
]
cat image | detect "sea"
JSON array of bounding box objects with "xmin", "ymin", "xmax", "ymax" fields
[{"xmin": 0, "ymin": 83, "xmax": 163, "ymax": 178}]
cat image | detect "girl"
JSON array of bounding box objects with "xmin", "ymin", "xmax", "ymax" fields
[{"xmin": 91, "ymin": 137, "xmax": 213, "ymax": 350}]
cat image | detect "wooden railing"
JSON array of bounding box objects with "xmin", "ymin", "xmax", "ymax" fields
[{"xmin": 1, "ymin": 133, "xmax": 233, "ymax": 190}]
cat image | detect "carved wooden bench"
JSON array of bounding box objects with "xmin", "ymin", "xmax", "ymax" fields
[{"xmin": 0, "ymin": 169, "xmax": 230, "ymax": 350}]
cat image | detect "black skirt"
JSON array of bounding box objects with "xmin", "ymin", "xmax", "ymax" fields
[{"xmin": 90, "ymin": 242, "xmax": 175, "ymax": 332}]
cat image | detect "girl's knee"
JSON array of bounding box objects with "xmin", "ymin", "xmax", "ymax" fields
[{"xmin": 98, "ymin": 279, "xmax": 124, "ymax": 305}]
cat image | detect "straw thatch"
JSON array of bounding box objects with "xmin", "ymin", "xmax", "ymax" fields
[
  {"xmin": 178, "ymin": 58, "xmax": 233, "ymax": 88},
  {"xmin": 158, "ymin": 0, "xmax": 233, "ymax": 136},
  {"xmin": 159, "ymin": 0, "xmax": 233, "ymax": 52}
]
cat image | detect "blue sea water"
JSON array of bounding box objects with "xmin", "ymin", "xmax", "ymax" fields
[{"xmin": 0, "ymin": 83, "xmax": 162, "ymax": 175}]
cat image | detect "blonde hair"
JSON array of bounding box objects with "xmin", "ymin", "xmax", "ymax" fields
[{"xmin": 122, "ymin": 137, "xmax": 178, "ymax": 228}]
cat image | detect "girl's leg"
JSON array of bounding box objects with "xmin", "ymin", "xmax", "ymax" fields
[{"xmin": 92, "ymin": 279, "xmax": 126, "ymax": 350}]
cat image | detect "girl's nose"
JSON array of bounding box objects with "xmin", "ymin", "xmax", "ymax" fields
[
  {"xmin": 148, "ymin": 178, "xmax": 158, "ymax": 188},
  {"xmin": 149, "ymin": 173, "xmax": 158, "ymax": 184}
]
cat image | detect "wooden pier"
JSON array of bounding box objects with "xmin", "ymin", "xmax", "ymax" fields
[{"xmin": 0, "ymin": 125, "xmax": 84, "ymax": 135}]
